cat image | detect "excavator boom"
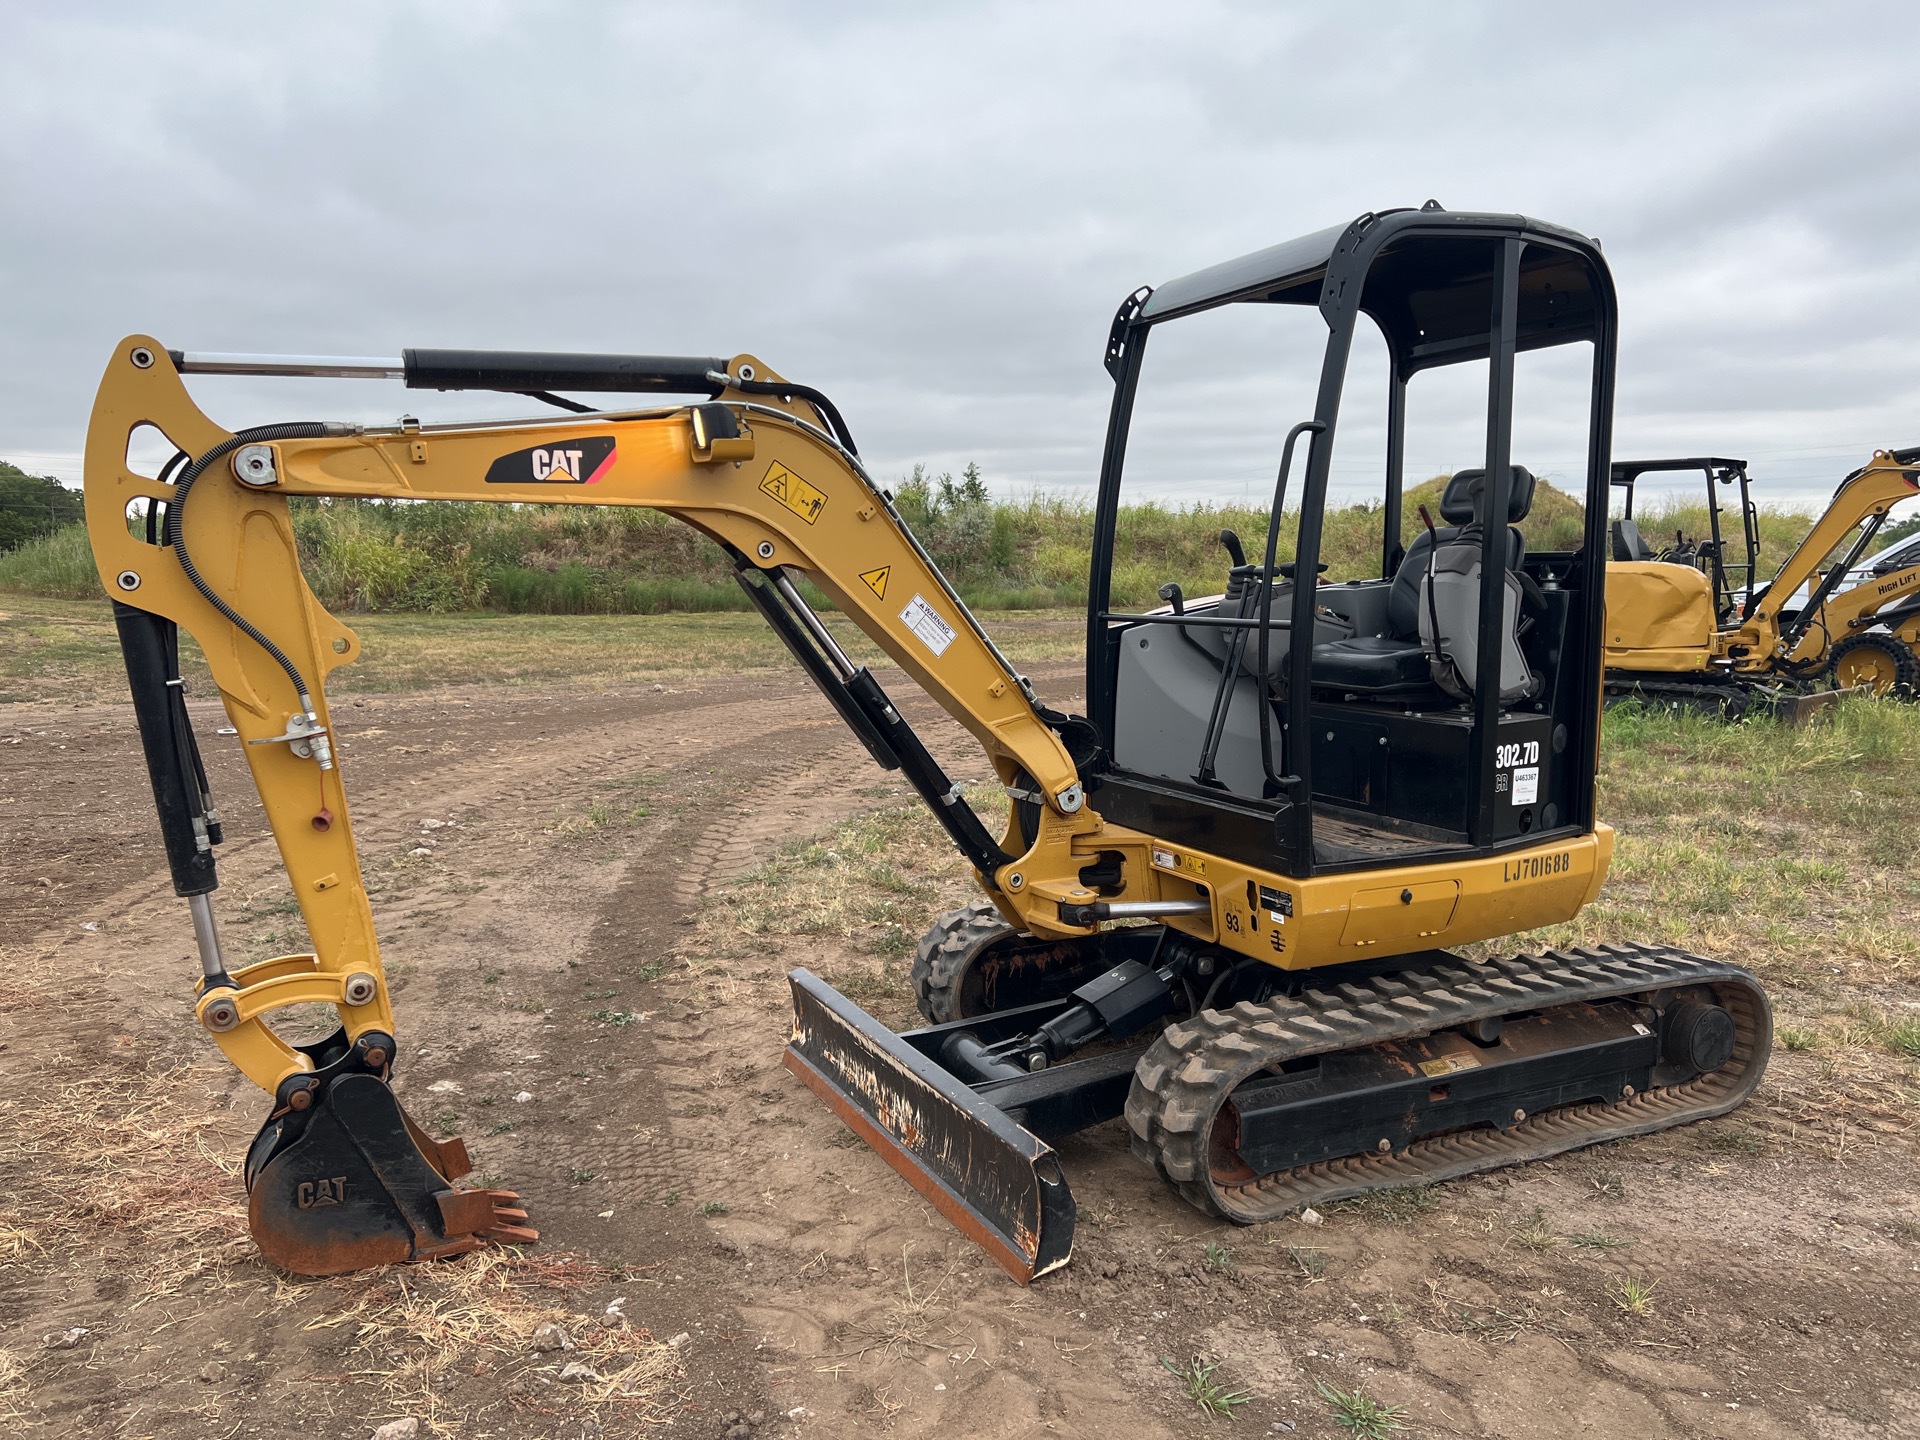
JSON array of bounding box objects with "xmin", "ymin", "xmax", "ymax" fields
[{"xmin": 85, "ymin": 340, "xmax": 1115, "ymax": 1275}]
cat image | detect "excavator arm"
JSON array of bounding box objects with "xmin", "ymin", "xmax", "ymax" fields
[
  {"xmin": 1728, "ymin": 448, "xmax": 1920, "ymax": 671},
  {"xmin": 83, "ymin": 337, "xmax": 1105, "ymax": 1274}
]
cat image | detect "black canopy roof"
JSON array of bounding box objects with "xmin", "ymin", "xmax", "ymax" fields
[
  {"xmin": 1135, "ymin": 206, "xmax": 1609, "ymax": 374},
  {"xmin": 1611, "ymin": 457, "xmax": 1749, "ymax": 485}
]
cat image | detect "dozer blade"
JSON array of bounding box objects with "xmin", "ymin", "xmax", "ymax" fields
[
  {"xmin": 783, "ymin": 968, "xmax": 1074, "ymax": 1283},
  {"xmin": 244, "ymin": 1071, "xmax": 536, "ymax": 1276},
  {"xmin": 1764, "ymin": 687, "xmax": 1843, "ymax": 726}
]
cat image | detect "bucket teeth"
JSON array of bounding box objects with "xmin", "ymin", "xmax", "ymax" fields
[{"xmin": 481, "ymin": 1192, "xmax": 538, "ymax": 1244}]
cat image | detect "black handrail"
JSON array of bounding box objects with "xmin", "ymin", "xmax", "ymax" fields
[{"xmin": 1258, "ymin": 420, "xmax": 1326, "ymax": 797}]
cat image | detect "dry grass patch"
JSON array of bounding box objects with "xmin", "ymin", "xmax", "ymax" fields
[
  {"xmin": 312, "ymin": 1249, "xmax": 685, "ymax": 1421},
  {"xmin": 0, "ymin": 1050, "xmax": 250, "ymax": 1290},
  {"xmin": 826, "ymin": 1247, "xmax": 966, "ymax": 1365},
  {"xmin": 672, "ymin": 786, "xmax": 987, "ymax": 1019}
]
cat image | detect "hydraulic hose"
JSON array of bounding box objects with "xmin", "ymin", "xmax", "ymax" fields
[
  {"xmin": 163, "ymin": 423, "xmax": 332, "ymax": 711},
  {"xmin": 717, "ymin": 373, "xmax": 859, "ymax": 455}
]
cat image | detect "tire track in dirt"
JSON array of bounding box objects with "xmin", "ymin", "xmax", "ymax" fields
[
  {"xmin": 529, "ymin": 670, "xmax": 1187, "ymax": 1439},
  {"xmin": 0, "ymin": 674, "xmax": 880, "ymax": 1438}
]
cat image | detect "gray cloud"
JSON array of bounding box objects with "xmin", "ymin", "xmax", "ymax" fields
[{"xmin": 3, "ymin": 0, "xmax": 1917, "ymax": 513}]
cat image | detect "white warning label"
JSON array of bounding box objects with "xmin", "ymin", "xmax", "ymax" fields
[
  {"xmin": 1512, "ymin": 765, "xmax": 1540, "ymax": 805},
  {"xmin": 899, "ymin": 593, "xmax": 956, "ymax": 657}
]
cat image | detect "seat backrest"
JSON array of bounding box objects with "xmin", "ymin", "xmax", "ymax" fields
[
  {"xmin": 1611, "ymin": 515, "xmax": 1652, "ymax": 561},
  {"xmin": 1418, "ymin": 540, "xmax": 1538, "ymax": 703},
  {"xmin": 1442, "ymin": 465, "xmax": 1536, "ymax": 525},
  {"xmin": 1386, "ymin": 524, "xmax": 1452, "ymax": 638},
  {"xmin": 1386, "ymin": 465, "xmax": 1534, "ymax": 639}
]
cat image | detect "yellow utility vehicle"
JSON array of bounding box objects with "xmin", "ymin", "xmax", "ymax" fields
[
  {"xmin": 1605, "ymin": 450, "xmax": 1920, "ymax": 712},
  {"xmin": 84, "ymin": 206, "xmax": 1769, "ymax": 1283}
]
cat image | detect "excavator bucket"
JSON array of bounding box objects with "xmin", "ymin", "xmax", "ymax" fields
[
  {"xmin": 783, "ymin": 969, "xmax": 1075, "ymax": 1283},
  {"xmin": 243, "ymin": 1071, "xmax": 536, "ymax": 1276}
]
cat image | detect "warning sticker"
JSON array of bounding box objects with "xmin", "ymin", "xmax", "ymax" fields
[
  {"xmin": 899, "ymin": 593, "xmax": 956, "ymax": 657},
  {"xmin": 1151, "ymin": 847, "xmax": 1208, "ymax": 879},
  {"xmin": 1512, "ymin": 765, "xmax": 1540, "ymax": 805},
  {"xmin": 758, "ymin": 462, "xmax": 827, "ymax": 525},
  {"xmin": 1417, "ymin": 1052, "xmax": 1484, "ymax": 1078},
  {"xmin": 859, "ymin": 565, "xmax": 890, "ymax": 600}
]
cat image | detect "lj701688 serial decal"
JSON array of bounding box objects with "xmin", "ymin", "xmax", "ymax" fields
[{"xmin": 1503, "ymin": 850, "xmax": 1571, "ymax": 883}]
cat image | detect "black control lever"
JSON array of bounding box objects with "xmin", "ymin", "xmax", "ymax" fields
[
  {"xmin": 1158, "ymin": 582, "xmax": 1186, "ymax": 615},
  {"xmin": 1217, "ymin": 528, "xmax": 1248, "ymax": 568}
]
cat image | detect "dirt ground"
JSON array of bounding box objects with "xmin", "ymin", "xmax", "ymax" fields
[{"xmin": 4, "ymin": 648, "xmax": 1919, "ymax": 1440}]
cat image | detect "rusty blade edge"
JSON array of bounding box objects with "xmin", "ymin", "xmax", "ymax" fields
[{"xmin": 782, "ymin": 1044, "xmax": 1051, "ymax": 1285}]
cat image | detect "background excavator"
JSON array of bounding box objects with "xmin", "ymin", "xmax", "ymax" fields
[
  {"xmin": 85, "ymin": 205, "xmax": 1771, "ymax": 1284},
  {"xmin": 1604, "ymin": 449, "xmax": 1920, "ymax": 715}
]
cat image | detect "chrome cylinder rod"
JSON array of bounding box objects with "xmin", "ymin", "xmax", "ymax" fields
[
  {"xmin": 1098, "ymin": 900, "xmax": 1213, "ymax": 919},
  {"xmin": 772, "ymin": 570, "xmax": 858, "ymax": 679},
  {"xmin": 186, "ymin": 892, "xmax": 231, "ymax": 982},
  {"xmin": 171, "ymin": 352, "xmax": 405, "ymax": 380}
]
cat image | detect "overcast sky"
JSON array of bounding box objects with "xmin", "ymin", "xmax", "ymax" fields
[{"xmin": 4, "ymin": 1, "xmax": 1918, "ymax": 513}]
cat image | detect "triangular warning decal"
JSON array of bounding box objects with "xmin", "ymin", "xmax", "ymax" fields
[{"xmin": 859, "ymin": 565, "xmax": 890, "ymax": 600}]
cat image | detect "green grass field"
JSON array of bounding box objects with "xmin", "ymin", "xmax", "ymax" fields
[
  {"xmin": 0, "ymin": 596, "xmax": 1084, "ymax": 703},
  {"xmin": 1, "ymin": 473, "xmax": 1852, "ymax": 617}
]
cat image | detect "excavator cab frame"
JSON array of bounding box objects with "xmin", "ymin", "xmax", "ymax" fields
[
  {"xmin": 1608, "ymin": 456, "xmax": 1759, "ymax": 622},
  {"xmin": 83, "ymin": 205, "xmax": 1770, "ymax": 1288},
  {"xmin": 1087, "ymin": 207, "xmax": 1616, "ymax": 877}
]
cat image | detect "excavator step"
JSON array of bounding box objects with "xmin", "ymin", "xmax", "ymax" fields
[{"xmin": 783, "ymin": 968, "xmax": 1075, "ymax": 1284}]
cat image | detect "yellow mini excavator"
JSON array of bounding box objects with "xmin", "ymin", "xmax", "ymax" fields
[
  {"xmin": 1605, "ymin": 450, "xmax": 1920, "ymax": 715},
  {"xmin": 85, "ymin": 206, "xmax": 1771, "ymax": 1283}
]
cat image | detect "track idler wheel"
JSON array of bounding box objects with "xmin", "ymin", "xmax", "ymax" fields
[
  {"xmin": 244, "ymin": 1062, "xmax": 535, "ymax": 1276},
  {"xmin": 911, "ymin": 901, "xmax": 1110, "ymax": 1023}
]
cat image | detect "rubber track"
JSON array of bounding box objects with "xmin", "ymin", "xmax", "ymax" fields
[
  {"xmin": 1124, "ymin": 942, "xmax": 1771, "ymax": 1222},
  {"xmin": 1604, "ymin": 677, "xmax": 1752, "ymax": 717}
]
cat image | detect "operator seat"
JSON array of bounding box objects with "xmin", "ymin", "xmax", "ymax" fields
[
  {"xmin": 1610, "ymin": 515, "xmax": 1655, "ymax": 561},
  {"xmin": 1309, "ymin": 466, "xmax": 1534, "ymax": 697}
]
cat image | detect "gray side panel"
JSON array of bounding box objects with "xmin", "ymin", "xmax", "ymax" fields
[
  {"xmin": 1112, "ymin": 628, "xmax": 1275, "ymax": 800},
  {"xmin": 1320, "ymin": 579, "xmax": 1394, "ymax": 638},
  {"xmin": 1184, "ymin": 587, "xmax": 1355, "ymax": 675}
]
